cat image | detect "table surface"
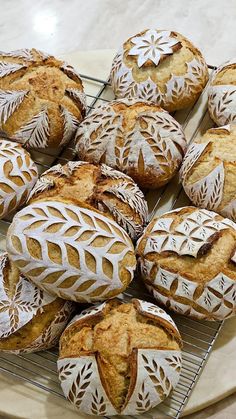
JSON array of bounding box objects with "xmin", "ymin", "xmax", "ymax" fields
[{"xmin": 0, "ymin": 1, "xmax": 236, "ymax": 418}]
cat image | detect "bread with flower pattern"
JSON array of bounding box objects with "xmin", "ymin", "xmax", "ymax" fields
[{"xmin": 110, "ymin": 29, "xmax": 208, "ymax": 112}]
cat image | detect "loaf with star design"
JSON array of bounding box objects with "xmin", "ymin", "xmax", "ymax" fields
[
  {"xmin": 110, "ymin": 29, "xmax": 208, "ymax": 111},
  {"xmin": 136, "ymin": 206, "xmax": 236, "ymax": 321}
]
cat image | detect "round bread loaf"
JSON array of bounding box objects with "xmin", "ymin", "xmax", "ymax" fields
[
  {"xmin": 0, "ymin": 48, "xmax": 86, "ymax": 148},
  {"xmin": 136, "ymin": 206, "xmax": 236, "ymax": 321},
  {"xmin": 0, "ymin": 139, "xmax": 38, "ymax": 218},
  {"xmin": 58, "ymin": 298, "xmax": 182, "ymax": 415},
  {"xmin": 6, "ymin": 199, "xmax": 136, "ymax": 302},
  {"xmin": 28, "ymin": 161, "xmax": 148, "ymax": 240},
  {"xmin": 0, "ymin": 253, "xmax": 73, "ymax": 353},
  {"xmin": 208, "ymin": 58, "xmax": 236, "ymax": 126},
  {"xmin": 110, "ymin": 29, "xmax": 208, "ymax": 112},
  {"xmin": 181, "ymin": 125, "xmax": 236, "ymax": 221},
  {"xmin": 75, "ymin": 99, "xmax": 187, "ymax": 189}
]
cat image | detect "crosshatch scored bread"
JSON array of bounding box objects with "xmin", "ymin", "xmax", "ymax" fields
[
  {"xmin": 75, "ymin": 98, "xmax": 187, "ymax": 189},
  {"xmin": 0, "ymin": 48, "xmax": 86, "ymax": 148},
  {"xmin": 136, "ymin": 206, "xmax": 236, "ymax": 320},
  {"xmin": 6, "ymin": 199, "xmax": 136, "ymax": 302},
  {"xmin": 27, "ymin": 160, "xmax": 148, "ymax": 240},
  {"xmin": 110, "ymin": 29, "xmax": 208, "ymax": 112},
  {"xmin": 0, "ymin": 253, "xmax": 73, "ymax": 353},
  {"xmin": 58, "ymin": 298, "xmax": 182, "ymax": 415}
]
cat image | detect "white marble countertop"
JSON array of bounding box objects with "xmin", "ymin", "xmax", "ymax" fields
[
  {"xmin": 1, "ymin": 0, "xmax": 236, "ymax": 66},
  {"xmin": 0, "ymin": 0, "xmax": 236, "ymax": 418}
]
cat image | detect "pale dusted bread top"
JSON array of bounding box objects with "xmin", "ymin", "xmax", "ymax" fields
[
  {"xmin": 110, "ymin": 29, "xmax": 208, "ymax": 112},
  {"xmin": 28, "ymin": 161, "xmax": 148, "ymax": 240},
  {"xmin": 59, "ymin": 299, "xmax": 182, "ymax": 413},
  {"xmin": 0, "ymin": 252, "xmax": 71, "ymax": 352},
  {"xmin": 0, "ymin": 48, "xmax": 86, "ymax": 148},
  {"xmin": 0, "ymin": 139, "xmax": 38, "ymax": 218},
  {"xmin": 137, "ymin": 207, "xmax": 236, "ymax": 283},
  {"xmin": 75, "ymin": 98, "xmax": 186, "ymax": 189},
  {"xmin": 181, "ymin": 125, "xmax": 236, "ymax": 218},
  {"xmin": 6, "ymin": 199, "xmax": 136, "ymax": 302}
]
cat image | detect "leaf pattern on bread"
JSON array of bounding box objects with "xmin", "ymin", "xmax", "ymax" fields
[
  {"xmin": 208, "ymin": 85, "xmax": 236, "ymax": 126},
  {"xmin": 75, "ymin": 104, "xmax": 186, "ymax": 188},
  {"xmin": 57, "ymin": 299, "xmax": 181, "ymax": 415},
  {"xmin": 14, "ymin": 108, "xmax": 50, "ymax": 148},
  {"xmin": 0, "ymin": 140, "xmax": 38, "ymax": 218},
  {"xmin": 110, "ymin": 35, "xmax": 208, "ymax": 109},
  {"xmin": 6, "ymin": 201, "xmax": 135, "ymax": 302},
  {"xmin": 0, "ymin": 89, "xmax": 28, "ymax": 125}
]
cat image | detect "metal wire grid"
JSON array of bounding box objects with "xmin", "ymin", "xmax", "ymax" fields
[{"xmin": 0, "ymin": 66, "xmax": 224, "ymax": 419}]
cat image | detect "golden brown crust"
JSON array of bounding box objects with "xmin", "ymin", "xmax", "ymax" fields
[
  {"xmin": 0, "ymin": 256, "xmax": 66, "ymax": 351},
  {"xmin": 136, "ymin": 206, "xmax": 236, "ymax": 320},
  {"xmin": 0, "ymin": 48, "xmax": 85, "ymax": 148},
  {"xmin": 59, "ymin": 299, "xmax": 181, "ymax": 410},
  {"xmin": 75, "ymin": 99, "xmax": 187, "ymax": 190},
  {"xmin": 111, "ymin": 29, "xmax": 208, "ymax": 112},
  {"xmin": 182, "ymin": 125, "xmax": 236, "ymax": 213},
  {"xmin": 28, "ymin": 161, "xmax": 148, "ymax": 240}
]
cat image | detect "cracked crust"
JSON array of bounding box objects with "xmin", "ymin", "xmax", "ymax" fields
[
  {"xmin": 0, "ymin": 48, "xmax": 85, "ymax": 148},
  {"xmin": 28, "ymin": 160, "xmax": 148, "ymax": 240},
  {"xmin": 59, "ymin": 299, "xmax": 181, "ymax": 411}
]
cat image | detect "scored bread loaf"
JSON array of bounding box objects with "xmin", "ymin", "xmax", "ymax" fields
[
  {"xmin": 136, "ymin": 206, "xmax": 236, "ymax": 320},
  {"xmin": 6, "ymin": 199, "xmax": 136, "ymax": 302},
  {"xmin": 208, "ymin": 58, "xmax": 236, "ymax": 126},
  {"xmin": 0, "ymin": 48, "xmax": 86, "ymax": 148},
  {"xmin": 0, "ymin": 253, "xmax": 73, "ymax": 353},
  {"xmin": 75, "ymin": 98, "xmax": 187, "ymax": 189},
  {"xmin": 28, "ymin": 161, "xmax": 148, "ymax": 240},
  {"xmin": 58, "ymin": 298, "xmax": 182, "ymax": 415},
  {"xmin": 181, "ymin": 125, "xmax": 236, "ymax": 221},
  {"xmin": 0, "ymin": 139, "xmax": 38, "ymax": 218},
  {"xmin": 110, "ymin": 29, "xmax": 208, "ymax": 111}
]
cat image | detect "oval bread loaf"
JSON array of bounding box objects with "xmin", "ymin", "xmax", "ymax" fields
[{"xmin": 6, "ymin": 199, "xmax": 136, "ymax": 302}]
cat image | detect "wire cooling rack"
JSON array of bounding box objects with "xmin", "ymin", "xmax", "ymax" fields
[{"xmin": 0, "ymin": 65, "xmax": 224, "ymax": 419}]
